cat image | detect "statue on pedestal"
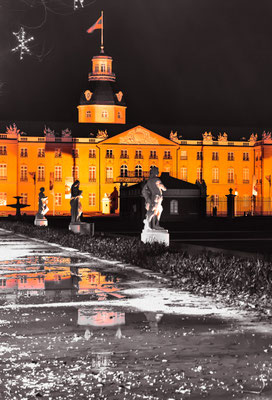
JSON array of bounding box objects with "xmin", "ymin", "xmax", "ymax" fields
[
  {"xmin": 142, "ymin": 166, "xmax": 167, "ymax": 230},
  {"xmin": 34, "ymin": 188, "xmax": 49, "ymax": 226},
  {"xmin": 70, "ymin": 180, "xmax": 83, "ymax": 223}
]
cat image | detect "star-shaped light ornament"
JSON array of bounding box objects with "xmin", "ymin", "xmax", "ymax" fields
[
  {"xmin": 12, "ymin": 28, "xmax": 34, "ymax": 60},
  {"xmin": 74, "ymin": 0, "xmax": 84, "ymax": 10}
]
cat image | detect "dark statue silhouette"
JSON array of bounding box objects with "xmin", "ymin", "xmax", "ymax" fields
[
  {"xmin": 70, "ymin": 180, "xmax": 83, "ymax": 223},
  {"xmin": 142, "ymin": 166, "xmax": 167, "ymax": 230},
  {"xmin": 36, "ymin": 187, "xmax": 49, "ymax": 219}
]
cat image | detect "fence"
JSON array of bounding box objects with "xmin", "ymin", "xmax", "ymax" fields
[{"xmin": 207, "ymin": 196, "xmax": 272, "ymax": 217}]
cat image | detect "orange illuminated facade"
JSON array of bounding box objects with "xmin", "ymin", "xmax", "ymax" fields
[{"xmin": 1, "ymin": 44, "xmax": 272, "ymax": 217}]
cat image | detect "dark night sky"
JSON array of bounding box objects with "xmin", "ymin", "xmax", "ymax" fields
[{"xmin": 1, "ymin": 0, "xmax": 272, "ymax": 138}]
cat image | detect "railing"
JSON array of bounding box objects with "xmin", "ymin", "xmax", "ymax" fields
[
  {"xmin": 116, "ymin": 171, "xmax": 150, "ymax": 183},
  {"xmin": 163, "ymin": 155, "xmax": 172, "ymax": 159},
  {"xmin": 135, "ymin": 155, "xmax": 143, "ymax": 159},
  {"xmin": 180, "ymin": 156, "xmax": 187, "ymax": 160},
  {"xmin": 150, "ymin": 155, "xmax": 158, "ymax": 159},
  {"xmin": 120, "ymin": 155, "xmax": 129, "ymax": 159}
]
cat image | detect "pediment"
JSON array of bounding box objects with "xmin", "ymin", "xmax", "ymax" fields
[{"xmin": 102, "ymin": 126, "xmax": 177, "ymax": 145}]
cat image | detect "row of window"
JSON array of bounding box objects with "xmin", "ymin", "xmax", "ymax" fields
[
  {"xmin": 193, "ymin": 151, "xmax": 250, "ymax": 161},
  {"xmin": 106, "ymin": 149, "xmax": 172, "ymax": 159},
  {"xmin": 180, "ymin": 167, "xmax": 250, "ymax": 183},
  {"xmin": 0, "ymin": 164, "xmax": 253, "ymax": 183},
  {"xmin": 16, "ymin": 192, "xmax": 96, "ymax": 207},
  {"xmin": 85, "ymin": 110, "xmax": 122, "ymax": 119}
]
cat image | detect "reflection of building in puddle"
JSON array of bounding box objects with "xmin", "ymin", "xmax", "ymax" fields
[
  {"xmin": 78, "ymin": 307, "xmax": 125, "ymax": 371},
  {"xmin": 0, "ymin": 273, "xmax": 45, "ymax": 297},
  {"xmin": 77, "ymin": 270, "xmax": 122, "ymax": 298}
]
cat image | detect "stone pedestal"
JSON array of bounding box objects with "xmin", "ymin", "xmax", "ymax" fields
[
  {"xmin": 69, "ymin": 222, "xmax": 93, "ymax": 235},
  {"xmin": 34, "ymin": 217, "xmax": 48, "ymax": 227},
  {"xmin": 141, "ymin": 227, "xmax": 169, "ymax": 246}
]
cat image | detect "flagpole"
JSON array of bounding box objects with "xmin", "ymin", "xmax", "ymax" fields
[{"xmin": 101, "ymin": 10, "xmax": 104, "ymax": 53}]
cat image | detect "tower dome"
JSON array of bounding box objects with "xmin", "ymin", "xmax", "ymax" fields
[{"xmin": 77, "ymin": 48, "xmax": 126, "ymax": 124}]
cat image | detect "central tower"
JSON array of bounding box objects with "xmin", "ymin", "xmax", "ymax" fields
[{"xmin": 77, "ymin": 19, "xmax": 126, "ymax": 124}]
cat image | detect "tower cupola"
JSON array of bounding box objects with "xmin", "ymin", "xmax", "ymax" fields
[{"xmin": 77, "ymin": 13, "xmax": 126, "ymax": 124}]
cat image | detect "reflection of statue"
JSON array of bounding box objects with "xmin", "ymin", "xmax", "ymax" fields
[
  {"xmin": 36, "ymin": 188, "xmax": 49, "ymax": 219},
  {"xmin": 142, "ymin": 166, "xmax": 167, "ymax": 230},
  {"xmin": 110, "ymin": 187, "xmax": 118, "ymax": 213},
  {"xmin": 70, "ymin": 180, "xmax": 82, "ymax": 223}
]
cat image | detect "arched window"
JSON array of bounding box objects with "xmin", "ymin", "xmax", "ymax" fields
[
  {"xmin": 170, "ymin": 200, "xmax": 178, "ymax": 215},
  {"xmin": 120, "ymin": 164, "xmax": 128, "ymax": 177},
  {"xmin": 135, "ymin": 164, "xmax": 142, "ymax": 178}
]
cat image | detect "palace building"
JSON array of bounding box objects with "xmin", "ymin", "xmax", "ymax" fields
[{"xmin": 1, "ymin": 44, "xmax": 272, "ymax": 217}]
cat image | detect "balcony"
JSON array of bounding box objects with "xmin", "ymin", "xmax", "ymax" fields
[{"xmin": 116, "ymin": 171, "xmax": 150, "ymax": 183}]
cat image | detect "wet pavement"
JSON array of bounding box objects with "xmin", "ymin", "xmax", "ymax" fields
[{"xmin": 0, "ymin": 229, "xmax": 272, "ymax": 399}]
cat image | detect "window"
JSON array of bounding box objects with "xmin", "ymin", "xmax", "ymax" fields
[
  {"xmin": 107, "ymin": 65, "xmax": 110, "ymax": 73},
  {"xmin": 89, "ymin": 166, "xmax": 96, "ymax": 182},
  {"xmin": 243, "ymin": 152, "xmax": 249, "ymax": 161},
  {"xmin": 212, "ymin": 167, "xmax": 219, "ymax": 183},
  {"xmin": 20, "ymin": 193, "xmax": 28, "ymax": 205},
  {"xmin": 228, "ymin": 168, "xmax": 234, "ymax": 183},
  {"xmin": 212, "ymin": 152, "xmax": 219, "ymax": 161},
  {"xmin": 120, "ymin": 150, "xmax": 128, "ymax": 158},
  {"xmin": 213, "ymin": 194, "xmax": 219, "ymax": 207},
  {"xmin": 20, "ymin": 148, "xmax": 28, "ymax": 157},
  {"xmin": 37, "ymin": 166, "xmax": 45, "ymax": 182},
  {"xmin": 54, "ymin": 166, "xmax": 62, "ymax": 182},
  {"xmin": 117, "ymin": 111, "xmax": 121, "ymax": 119},
  {"xmin": 55, "ymin": 193, "xmax": 62, "ymax": 206},
  {"xmin": 135, "ymin": 164, "xmax": 143, "ymax": 177},
  {"xmin": 20, "ymin": 165, "xmax": 28, "ymax": 181},
  {"xmin": 135, "ymin": 150, "xmax": 143, "ymax": 159},
  {"xmin": 72, "ymin": 166, "xmax": 79, "ymax": 180},
  {"xmin": 0, "ymin": 164, "xmax": 7, "ymax": 180},
  {"xmin": 0, "ymin": 279, "xmax": 6, "ymax": 287},
  {"xmin": 95, "ymin": 64, "xmax": 99, "ymax": 73},
  {"xmin": 243, "ymin": 168, "xmax": 249, "ymax": 183},
  {"xmin": 72, "ymin": 149, "xmax": 79, "ymax": 158},
  {"xmin": 197, "ymin": 151, "xmax": 203, "ymax": 160},
  {"xmin": 197, "ymin": 167, "xmax": 203, "ymax": 182},
  {"xmin": 170, "ymin": 200, "xmax": 179, "ymax": 215},
  {"xmin": 102, "ymin": 110, "xmax": 108, "ymax": 118},
  {"xmin": 55, "ymin": 148, "xmax": 62, "ymax": 158},
  {"xmin": 89, "ymin": 193, "xmax": 96, "ymax": 206},
  {"xmin": 38, "ymin": 148, "xmax": 45, "ymax": 158},
  {"xmin": 106, "ymin": 149, "xmax": 113, "ymax": 158},
  {"xmin": 86, "ymin": 110, "xmax": 91, "ymax": 118},
  {"xmin": 101, "ymin": 63, "xmax": 106, "ymax": 72},
  {"xmin": 180, "ymin": 167, "xmax": 187, "ymax": 181},
  {"xmin": 228, "ymin": 152, "xmax": 234, "ymax": 161},
  {"xmin": 0, "ymin": 146, "xmax": 7, "ymax": 155},
  {"xmin": 106, "ymin": 167, "xmax": 113, "ymax": 182},
  {"xmin": 120, "ymin": 164, "xmax": 128, "ymax": 177},
  {"xmin": 150, "ymin": 150, "xmax": 157, "ymax": 159},
  {"xmin": 164, "ymin": 151, "xmax": 171, "ymax": 159},
  {"xmin": 180, "ymin": 150, "xmax": 187, "ymax": 160},
  {"xmin": 89, "ymin": 149, "xmax": 96, "ymax": 158},
  {"xmin": 0, "ymin": 192, "xmax": 7, "ymax": 206}
]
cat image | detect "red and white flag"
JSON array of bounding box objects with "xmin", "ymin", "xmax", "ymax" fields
[{"xmin": 87, "ymin": 16, "xmax": 103, "ymax": 34}]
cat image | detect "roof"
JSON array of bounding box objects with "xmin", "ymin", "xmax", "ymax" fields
[{"xmin": 79, "ymin": 81, "xmax": 126, "ymax": 106}]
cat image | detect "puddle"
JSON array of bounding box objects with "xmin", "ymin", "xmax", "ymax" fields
[{"xmin": 0, "ymin": 229, "xmax": 272, "ymax": 399}]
